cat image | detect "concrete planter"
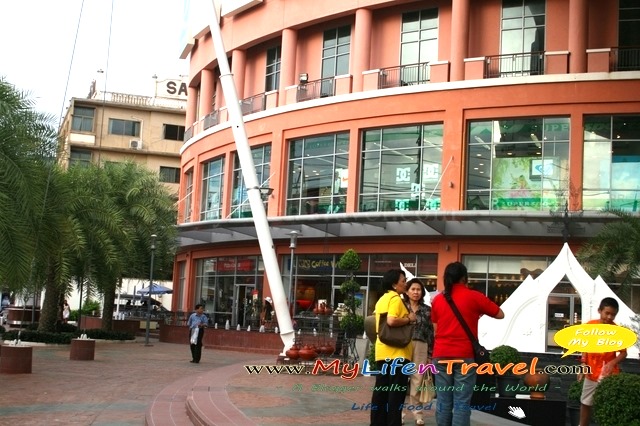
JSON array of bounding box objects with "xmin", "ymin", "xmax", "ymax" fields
[
  {"xmin": 0, "ymin": 345, "xmax": 33, "ymax": 374},
  {"xmin": 70, "ymin": 339, "xmax": 96, "ymax": 360}
]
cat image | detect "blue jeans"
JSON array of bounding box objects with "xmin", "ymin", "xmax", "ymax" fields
[{"xmin": 433, "ymin": 358, "xmax": 476, "ymax": 426}]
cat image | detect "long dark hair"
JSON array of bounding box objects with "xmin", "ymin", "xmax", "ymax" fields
[{"xmin": 443, "ymin": 261, "xmax": 468, "ymax": 301}]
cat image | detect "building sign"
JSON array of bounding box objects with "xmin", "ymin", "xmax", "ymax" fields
[
  {"xmin": 216, "ymin": 257, "xmax": 255, "ymax": 272},
  {"xmin": 155, "ymin": 78, "xmax": 188, "ymax": 100}
]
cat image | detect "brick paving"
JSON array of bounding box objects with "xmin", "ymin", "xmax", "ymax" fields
[{"xmin": 0, "ymin": 338, "xmax": 522, "ymax": 426}]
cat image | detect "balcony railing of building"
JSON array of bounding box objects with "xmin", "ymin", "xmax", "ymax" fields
[
  {"xmin": 184, "ymin": 126, "xmax": 194, "ymax": 142},
  {"xmin": 240, "ymin": 93, "xmax": 267, "ymax": 115},
  {"xmin": 296, "ymin": 77, "xmax": 336, "ymax": 102},
  {"xmin": 90, "ymin": 91, "xmax": 187, "ymax": 109},
  {"xmin": 612, "ymin": 46, "xmax": 640, "ymax": 71},
  {"xmin": 378, "ymin": 62, "xmax": 431, "ymax": 89},
  {"xmin": 203, "ymin": 110, "xmax": 219, "ymax": 130},
  {"xmin": 484, "ymin": 52, "xmax": 545, "ymax": 78}
]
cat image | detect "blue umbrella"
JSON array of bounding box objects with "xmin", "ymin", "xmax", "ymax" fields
[{"xmin": 137, "ymin": 283, "xmax": 173, "ymax": 295}]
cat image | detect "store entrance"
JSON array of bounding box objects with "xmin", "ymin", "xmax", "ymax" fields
[
  {"xmin": 233, "ymin": 284, "xmax": 255, "ymax": 328},
  {"xmin": 547, "ymin": 281, "xmax": 581, "ymax": 351}
]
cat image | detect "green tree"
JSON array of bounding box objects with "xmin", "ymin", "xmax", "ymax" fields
[
  {"xmin": 0, "ymin": 78, "xmax": 59, "ymax": 304},
  {"xmin": 577, "ymin": 210, "xmax": 640, "ymax": 295}
]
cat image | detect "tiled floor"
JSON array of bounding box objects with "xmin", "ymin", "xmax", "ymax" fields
[{"xmin": 0, "ymin": 339, "xmax": 523, "ymax": 426}]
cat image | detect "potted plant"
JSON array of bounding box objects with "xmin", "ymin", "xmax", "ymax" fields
[
  {"xmin": 337, "ymin": 249, "xmax": 364, "ymax": 338},
  {"xmin": 593, "ymin": 373, "xmax": 640, "ymax": 426},
  {"xmin": 489, "ymin": 344, "xmax": 522, "ymax": 397},
  {"xmin": 566, "ymin": 379, "xmax": 583, "ymax": 426}
]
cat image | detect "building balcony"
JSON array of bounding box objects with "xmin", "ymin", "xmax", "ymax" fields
[{"xmin": 185, "ymin": 49, "xmax": 640, "ymax": 143}]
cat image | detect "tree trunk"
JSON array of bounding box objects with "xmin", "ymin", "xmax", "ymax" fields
[
  {"xmin": 38, "ymin": 260, "xmax": 62, "ymax": 332},
  {"xmin": 101, "ymin": 284, "xmax": 116, "ymax": 331}
]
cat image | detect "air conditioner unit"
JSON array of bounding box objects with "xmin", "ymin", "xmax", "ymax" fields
[{"xmin": 129, "ymin": 140, "xmax": 142, "ymax": 150}]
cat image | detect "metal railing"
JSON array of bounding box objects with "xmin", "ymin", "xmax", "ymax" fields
[
  {"xmin": 240, "ymin": 93, "xmax": 267, "ymax": 115},
  {"xmin": 613, "ymin": 47, "xmax": 640, "ymax": 71},
  {"xmin": 378, "ymin": 62, "xmax": 430, "ymax": 89},
  {"xmin": 203, "ymin": 110, "xmax": 219, "ymax": 130},
  {"xmin": 296, "ymin": 77, "xmax": 336, "ymax": 102},
  {"xmin": 184, "ymin": 126, "xmax": 193, "ymax": 141},
  {"xmin": 484, "ymin": 52, "xmax": 545, "ymax": 78},
  {"xmin": 90, "ymin": 91, "xmax": 187, "ymax": 109}
]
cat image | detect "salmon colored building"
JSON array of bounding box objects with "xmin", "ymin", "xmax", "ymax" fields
[{"xmin": 174, "ymin": 0, "xmax": 640, "ymax": 350}]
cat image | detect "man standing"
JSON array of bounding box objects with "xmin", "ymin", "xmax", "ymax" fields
[{"xmin": 187, "ymin": 304, "xmax": 208, "ymax": 363}]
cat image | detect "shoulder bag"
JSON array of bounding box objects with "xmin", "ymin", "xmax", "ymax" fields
[
  {"xmin": 444, "ymin": 296, "xmax": 490, "ymax": 364},
  {"xmin": 377, "ymin": 295, "xmax": 414, "ymax": 348}
]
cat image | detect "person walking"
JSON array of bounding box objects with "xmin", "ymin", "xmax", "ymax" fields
[
  {"xmin": 578, "ymin": 297, "xmax": 627, "ymax": 426},
  {"xmin": 403, "ymin": 278, "xmax": 434, "ymax": 426},
  {"xmin": 431, "ymin": 262, "xmax": 504, "ymax": 426},
  {"xmin": 62, "ymin": 300, "xmax": 70, "ymax": 324},
  {"xmin": 370, "ymin": 269, "xmax": 416, "ymax": 426},
  {"xmin": 187, "ymin": 304, "xmax": 208, "ymax": 363}
]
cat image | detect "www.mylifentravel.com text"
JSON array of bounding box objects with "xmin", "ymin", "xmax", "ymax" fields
[{"xmin": 244, "ymin": 358, "xmax": 589, "ymax": 380}]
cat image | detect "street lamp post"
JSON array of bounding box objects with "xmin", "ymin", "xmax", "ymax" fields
[
  {"xmin": 288, "ymin": 231, "xmax": 299, "ymax": 316},
  {"xmin": 145, "ymin": 234, "xmax": 157, "ymax": 346}
]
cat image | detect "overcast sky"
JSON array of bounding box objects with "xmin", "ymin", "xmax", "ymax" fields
[{"xmin": 0, "ymin": 0, "xmax": 191, "ymax": 123}]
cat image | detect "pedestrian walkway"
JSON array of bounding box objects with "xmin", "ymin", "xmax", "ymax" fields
[{"xmin": 0, "ymin": 338, "xmax": 522, "ymax": 426}]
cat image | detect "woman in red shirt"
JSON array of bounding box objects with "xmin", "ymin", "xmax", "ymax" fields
[{"xmin": 431, "ymin": 262, "xmax": 504, "ymax": 426}]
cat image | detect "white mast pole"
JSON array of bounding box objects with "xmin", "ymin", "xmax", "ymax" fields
[{"xmin": 205, "ymin": 0, "xmax": 294, "ymax": 352}]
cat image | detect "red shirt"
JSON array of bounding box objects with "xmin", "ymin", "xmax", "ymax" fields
[{"xmin": 431, "ymin": 283, "xmax": 501, "ymax": 359}]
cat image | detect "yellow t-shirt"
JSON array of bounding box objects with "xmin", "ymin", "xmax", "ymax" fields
[{"xmin": 374, "ymin": 291, "xmax": 413, "ymax": 361}]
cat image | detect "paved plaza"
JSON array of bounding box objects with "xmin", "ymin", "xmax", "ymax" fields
[{"xmin": 0, "ymin": 338, "xmax": 522, "ymax": 425}]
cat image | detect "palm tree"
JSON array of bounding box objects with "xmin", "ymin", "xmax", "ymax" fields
[
  {"xmin": 98, "ymin": 161, "xmax": 177, "ymax": 330},
  {"xmin": 577, "ymin": 209, "xmax": 640, "ymax": 297},
  {"xmin": 0, "ymin": 78, "xmax": 59, "ymax": 302}
]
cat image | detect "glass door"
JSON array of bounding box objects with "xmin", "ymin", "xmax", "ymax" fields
[
  {"xmin": 233, "ymin": 284, "xmax": 255, "ymax": 328},
  {"xmin": 547, "ymin": 293, "xmax": 581, "ymax": 351}
]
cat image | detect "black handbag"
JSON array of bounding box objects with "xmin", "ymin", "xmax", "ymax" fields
[
  {"xmin": 377, "ymin": 295, "xmax": 414, "ymax": 348},
  {"xmin": 444, "ymin": 296, "xmax": 490, "ymax": 364}
]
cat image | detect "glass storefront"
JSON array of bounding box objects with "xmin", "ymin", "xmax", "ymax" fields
[
  {"xmin": 286, "ymin": 133, "xmax": 349, "ymax": 215},
  {"xmin": 230, "ymin": 145, "xmax": 271, "ymax": 218},
  {"xmin": 200, "ymin": 157, "xmax": 225, "ymax": 220},
  {"xmin": 583, "ymin": 115, "xmax": 640, "ymax": 212},
  {"xmin": 466, "ymin": 117, "xmax": 569, "ymax": 211},
  {"xmin": 194, "ymin": 256, "xmax": 264, "ymax": 327},
  {"xmin": 360, "ymin": 124, "xmax": 444, "ymax": 212}
]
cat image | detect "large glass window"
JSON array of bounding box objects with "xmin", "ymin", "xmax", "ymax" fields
[
  {"xmin": 108, "ymin": 118, "xmax": 141, "ymax": 137},
  {"xmin": 163, "ymin": 124, "xmax": 185, "ymax": 141},
  {"xmin": 159, "ymin": 166, "xmax": 180, "ymax": 184},
  {"xmin": 583, "ymin": 115, "xmax": 640, "ymax": 212},
  {"xmin": 69, "ymin": 149, "xmax": 92, "ymax": 167},
  {"xmin": 194, "ymin": 256, "xmax": 264, "ymax": 327},
  {"xmin": 71, "ymin": 106, "xmax": 94, "ymax": 132},
  {"xmin": 619, "ymin": 0, "xmax": 640, "ymax": 47},
  {"xmin": 183, "ymin": 169, "xmax": 193, "ymax": 223},
  {"xmin": 400, "ymin": 8, "xmax": 438, "ymax": 84},
  {"xmin": 286, "ymin": 133, "xmax": 349, "ymax": 215},
  {"xmin": 230, "ymin": 145, "xmax": 272, "ymax": 218},
  {"xmin": 464, "ymin": 255, "xmax": 552, "ymax": 302},
  {"xmin": 500, "ymin": 0, "xmax": 545, "ymax": 75},
  {"xmin": 321, "ymin": 26, "xmax": 351, "ymax": 96},
  {"xmin": 201, "ymin": 157, "xmax": 225, "ymax": 220},
  {"xmin": 467, "ymin": 117, "xmax": 569, "ymax": 211},
  {"xmin": 265, "ymin": 46, "xmax": 281, "ymax": 92},
  {"xmin": 360, "ymin": 124, "xmax": 443, "ymax": 212}
]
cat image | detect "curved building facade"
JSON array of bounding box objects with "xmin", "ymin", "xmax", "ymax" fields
[{"xmin": 175, "ymin": 0, "xmax": 640, "ymax": 349}]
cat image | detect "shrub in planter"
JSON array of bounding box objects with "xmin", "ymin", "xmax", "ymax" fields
[
  {"xmin": 593, "ymin": 372, "xmax": 640, "ymax": 426},
  {"xmin": 489, "ymin": 344, "xmax": 522, "ymax": 397}
]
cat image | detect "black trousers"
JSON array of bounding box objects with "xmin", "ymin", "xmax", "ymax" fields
[
  {"xmin": 190, "ymin": 327, "xmax": 204, "ymax": 362},
  {"xmin": 370, "ymin": 359, "xmax": 410, "ymax": 426}
]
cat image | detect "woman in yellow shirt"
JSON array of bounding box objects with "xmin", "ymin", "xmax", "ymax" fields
[{"xmin": 371, "ymin": 269, "xmax": 416, "ymax": 426}]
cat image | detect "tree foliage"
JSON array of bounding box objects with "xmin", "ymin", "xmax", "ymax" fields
[{"xmin": 577, "ymin": 209, "xmax": 640, "ymax": 292}]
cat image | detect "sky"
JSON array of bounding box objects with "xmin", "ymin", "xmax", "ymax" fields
[{"xmin": 0, "ymin": 0, "xmax": 191, "ymax": 123}]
